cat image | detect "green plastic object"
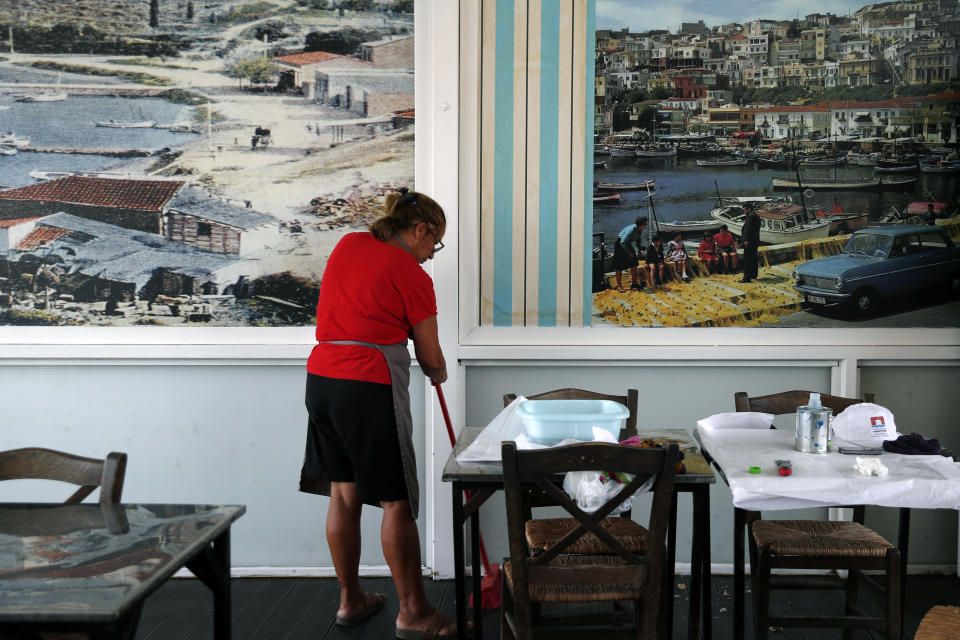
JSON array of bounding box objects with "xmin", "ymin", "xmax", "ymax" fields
[{"xmin": 749, "ymin": 466, "xmax": 762, "ymax": 474}]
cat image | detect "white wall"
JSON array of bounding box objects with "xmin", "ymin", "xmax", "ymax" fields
[{"xmin": 0, "ymin": 363, "xmax": 428, "ymax": 572}]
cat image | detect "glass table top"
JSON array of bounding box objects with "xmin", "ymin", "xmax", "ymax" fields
[{"xmin": 0, "ymin": 503, "xmax": 245, "ymax": 623}]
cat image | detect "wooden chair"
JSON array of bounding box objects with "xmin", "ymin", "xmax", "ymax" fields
[
  {"xmin": 0, "ymin": 447, "xmax": 127, "ymax": 504},
  {"xmin": 915, "ymin": 605, "xmax": 960, "ymax": 640},
  {"xmin": 733, "ymin": 390, "xmax": 902, "ymax": 640},
  {"xmin": 503, "ymin": 388, "xmax": 639, "ymax": 441},
  {"xmin": 500, "ymin": 441, "xmax": 679, "ymax": 640}
]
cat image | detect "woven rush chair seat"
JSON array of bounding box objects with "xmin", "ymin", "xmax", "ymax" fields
[
  {"xmin": 526, "ymin": 517, "xmax": 648, "ymax": 555},
  {"xmin": 504, "ymin": 555, "xmax": 648, "ymax": 603},
  {"xmin": 753, "ymin": 520, "xmax": 893, "ymax": 558},
  {"xmin": 915, "ymin": 605, "xmax": 960, "ymax": 640}
]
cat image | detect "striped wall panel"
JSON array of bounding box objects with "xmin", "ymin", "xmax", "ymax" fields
[{"xmin": 477, "ymin": 0, "xmax": 596, "ymax": 327}]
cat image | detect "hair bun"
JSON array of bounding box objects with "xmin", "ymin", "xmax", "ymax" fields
[{"xmin": 397, "ymin": 187, "xmax": 409, "ymax": 195}]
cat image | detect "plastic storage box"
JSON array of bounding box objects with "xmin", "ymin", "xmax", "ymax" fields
[{"xmin": 516, "ymin": 399, "xmax": 629, "ymax": 445}]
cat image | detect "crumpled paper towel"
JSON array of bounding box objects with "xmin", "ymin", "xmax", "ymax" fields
[{"xmin": 853, "ymin": 456, "xmax": 888, "ymax": 477}]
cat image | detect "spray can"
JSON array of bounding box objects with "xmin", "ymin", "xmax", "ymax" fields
[{"xmin": 795, "ymin": 393, "xmax": 833, "ymax": 454}]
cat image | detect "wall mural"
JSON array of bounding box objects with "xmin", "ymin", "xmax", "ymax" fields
[
  {"xmin": 0, "ymin": 0, "xmax": 413, "ymax": 327},
  {"xmin": 592, "ymin": 0, "xmax": 960, "ymax": 328}
]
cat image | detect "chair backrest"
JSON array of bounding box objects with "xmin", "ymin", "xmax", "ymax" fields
[
  {"xmin": 504, "ymin": 388, "xmax": 639, "ymax": 440},
  {"xmin": 501, "ymin": 441, "xmax": 678, "ymax": 627},
  {"xmin": 734, "ymin": 390, "xmax": 875, "ymax": 416},
  {"xmin": 0, "ymin": 448, "xmax": 127, "ymax": 504}
]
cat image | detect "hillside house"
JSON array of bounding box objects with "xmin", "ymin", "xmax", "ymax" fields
[
  {"xmin": 0, "ymin": 177, "xmax": 185, "ymax": 235},
  {"xmin": 314, "ymin": 70, "xmax": 414, "ymax": 117},
  {"xmin": 0, "ymin": 217, "xmax": 42, "ymax": 257},
  {"xmin": 272, "ymin": 51, "xmax": 370, "ymax": 99},
  {"xmin": 358, "ymin": 34, "xmax": 414, "ymax": 68},
  {"xmin": 166, "ymin": 188, "xmax": 278, "ymax": 256}
]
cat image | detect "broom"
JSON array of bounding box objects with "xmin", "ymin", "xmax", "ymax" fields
[{"xmin": 432, "ymin": 381, "xmax": 502, "ymax": 610}]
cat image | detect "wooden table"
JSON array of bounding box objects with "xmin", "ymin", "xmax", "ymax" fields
[
  {"xmin": 0, "ymin": 503, "xmax": 245, "ymax": 639},
  {"xmin": 442, "ymin": 428, "xmax": 716, "ymax": 640}
]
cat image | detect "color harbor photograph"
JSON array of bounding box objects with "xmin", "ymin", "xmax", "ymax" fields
[
  {"xmin": 590, "ymin": 0, "xmax": 960, "ymax": 327},
  {"xmin": 0, "ymin": 0, "xmax": 414, "ymax": 326}
]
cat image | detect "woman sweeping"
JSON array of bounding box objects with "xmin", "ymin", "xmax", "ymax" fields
[{"xmin": 300, "ymin": 190, "xmax": 461, "ymax": 639}]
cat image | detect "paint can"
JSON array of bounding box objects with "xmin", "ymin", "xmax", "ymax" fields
[{"xmin": 795, "ymin": 406, "xmax": 833, "ymax": 453}]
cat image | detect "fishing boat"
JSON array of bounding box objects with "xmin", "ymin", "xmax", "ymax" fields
[
  {"xmin": 756, "ymin": 154, "xmax": 793, "ymax": 169},
  {"xmin": 593, "ymin": 144, "xmax": 609, "ymax": 156},
  {"xmin": 656, "ymin": 218, "xmax": 722, "ymax": 234},
  {"xmin": 593, "ymin": 192, "xmax": 621, "ymax": 203},
  {"xmin": 635, "ymin": 144, "xmax": 676, "ymax": 157},
  {"xmin": 710, "ymin": 201, "xmax": 831, "ymax": 244},
  {"xmin": 608, "ymin": 146, "xmax": 637, "ymax": 158},
  {"xmin": 873, "ymin": 163, "xmax": 917, "ymax": 174},
  {"xmin": 0, "ymin": 132, "xmax": 30, "ymax": 148},
  {"xmin": 95, "ymin": 120, "xmax": 156, "ymax": 128},
  {"xmin": 29, "ymin": 169, "xmax": 129, "ymax": 182},
  {"xmin": 799, "ymin": 155, "xmax": 847, "ymax": 167},
  {"xmin": 15, "ymin": 92, "xmax": 67, "ymax": 102},
  {"xmin": 919, "ymin": 160, "xmax": 960, "ymax": 174},
  {"xmin": 771, "ymin": 175, "xmax": 917, "ymax": 191},
  {"xmin": 696, "ymin": 157, "xmax": 748, "ymax": 167},
  {"xmin": 595, "ymin": 179, "xmax": 655, "ymax": 191},
  {"xmin": 594, "ymin": 160, "xmax": 607, "ymax": 169},
  {"xmin": 812, "ymin": 204, "xmax": 870, "ymax": 234},
  {"xmin": 847, "ymin": 152, "xmax": 878, "ymax": 166},
  {"xmin": 0, "ymin": 146, "xmax": 18, "ymax": 156}
]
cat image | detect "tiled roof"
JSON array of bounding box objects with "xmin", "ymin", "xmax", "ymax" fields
[
  {"xmin": 393, "ymin": 109, "xmax": 415, "ymax": 118},
  {"xmin": 273, "ymin": 51, "xmax": 346, "ymax": 66},
  {"xmin": 0, "ymin": 177, "xmax": 185, "ymax": 211},
  {"xmin": 760, "ymin": 105, "xmax": 828, "ymax": 113},
  {"xmin": 16, "ymin": 226, "xmax": 69, "ymax": 250},
  {"xmin": 0, "ymin": 216, "xmax": 42, "ymax": 228}
]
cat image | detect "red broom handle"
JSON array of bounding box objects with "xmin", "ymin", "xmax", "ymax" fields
[{"xmin": 433, "ymin": 381, "xmax": 494, "ymax": 574}]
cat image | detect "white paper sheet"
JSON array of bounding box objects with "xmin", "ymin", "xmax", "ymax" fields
[{"xmin": 696, "ymin": 426, "xmax": 960, "ymax": 511}]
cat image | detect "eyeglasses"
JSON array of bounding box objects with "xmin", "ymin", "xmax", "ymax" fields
[{"xmin": 432, "ymin": 239, "xmax": 445, "ymax": 254}]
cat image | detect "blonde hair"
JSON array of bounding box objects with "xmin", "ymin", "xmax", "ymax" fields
[{"xmin": 370, "ymin": 190, "xmax": 446, "ymax": 241}]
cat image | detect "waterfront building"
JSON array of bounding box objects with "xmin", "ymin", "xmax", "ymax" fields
[
  {"xmin": 272, "ymin": 51, "xmax": 369, "ymax": 100},
  {"xmin": 753, "ymin": 105, "xmax": 830, "ymax": 140}
]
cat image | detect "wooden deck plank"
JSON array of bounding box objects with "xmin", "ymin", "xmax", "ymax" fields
[{"xmin": 129, "ymin": 574, "xmax": 959, "ymax": 640}]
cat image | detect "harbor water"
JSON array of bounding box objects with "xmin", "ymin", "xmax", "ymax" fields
[
  {"xmin": 0, "ymin": 68, "xmax": 197, "ymax": 188},
  {"xmin": 593, "ymin": 154, "xmax": 960, "ymax": 245}
]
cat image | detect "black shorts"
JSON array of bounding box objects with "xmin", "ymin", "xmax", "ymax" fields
[
  {"xmin": 300, "ymin": 374, "xmax": 408, "ymax": 505},
  {"xmin": 612, "ymin": 240, "xmax": 637, "ymax": 270},
  {"xmin": 719, "ymin": 245, "xmax": 736, "ymax": 254}
]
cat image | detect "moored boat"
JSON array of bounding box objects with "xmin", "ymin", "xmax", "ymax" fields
[
  {"xmin": 595, "ymin": 179, "xmax": 655, "ymax": 191},
  {"xmin": 95, "ymin": 120, "xmax": 157, "ymax": 128},
  {"xmin": 656, "ymin": 218, "xmax": 721, "ymax": 234},
  {"xmin": 771, "ymin": 176, "xmax": 917, "ymax": 191},
  {"xmin": 919, "ymin": 161, "xmax": 960, "ymax": 174},
  {"xmin": 0, "ymin": 146, "xmax": 18, "ymax": 156},
  {"xmin": 710, "ymin": 201, "xmax": 831, "ymax": 244},
  {"xmin": 594, "ymin": 160, "xmax": 607, "ymax": 169},
  {"xmin": 15, "ymin": 92, "xmax": 67, "ymax": 102},
  {"xmin": 799, "ymin": 155, "xmax": 847, "ymax": 166},
  {"xmin": 593, "ymin": 192, "xmax": 621, "ymax": 203},
  {"xmin": 847, "ymin": 152, "xmax": 878, "ymax": 166},
  {"xmin": 696, "ymin": 157, "xmax": 748, "ymax": 167},
  {"xmin": 635, "ymin": 144, "xmax": 676, "ymax": 157},
  {"xmin": 0, "ymin": 132, "xmax": 30, "ymax": 148}
]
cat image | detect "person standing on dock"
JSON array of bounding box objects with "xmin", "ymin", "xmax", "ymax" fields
[
  {"xmin": 612, "ymin": 216, "xmax": 649, "ymax": 292},
  {"xmin": 739, "ymin": 202, "xmax": 761, "ymax": 284}
]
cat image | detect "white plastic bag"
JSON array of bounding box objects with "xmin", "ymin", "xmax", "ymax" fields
[{"xmin": 562, "ymin": 470, "xmax": 654, "ymax": 515}]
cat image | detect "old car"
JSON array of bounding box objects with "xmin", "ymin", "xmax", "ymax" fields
[{"xmin": 793, "ymin": 225, "xmax": 960, "ymax": 315}]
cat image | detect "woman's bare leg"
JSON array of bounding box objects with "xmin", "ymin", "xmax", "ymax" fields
[
  {"xmin": 382, "ymin": 499, "xmax": 458, "ymax": 635},
  {"xmin": 328, "ymin": 482, "xmax": 374, "ymax": 618}
]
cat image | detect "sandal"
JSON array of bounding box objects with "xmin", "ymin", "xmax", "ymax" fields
[
  {"xmin": 336, "ymin": 592, "xmax": 385, "ymax": 627},
  {"xmin": 395, "ymin": 609, "xmax": 469, "ymax": 639}
]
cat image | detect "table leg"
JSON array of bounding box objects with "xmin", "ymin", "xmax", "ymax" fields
[
  {"xmin": 664, "ymin": 491, "xmax": 678, "ymax": 640},
  {"xmin": 690, "ymin": 485, "xmax": 712, "ymax": 640},
  {"xmin": 452, "ymin": 482, "xmax": 467, "ymax": 640},
  {"xmin": 185, "ymin": 528, "xmax": 232, "ymax": 640},
  {"xmin": 733, "ymin": 507, "xmax": 746, "ymax": 640},
  {"xmin": 688, "ymin": 491, "xmax": 702, "ymax": 640},
  {"xmin": 470, "ymin": 502, "xmax": 482, "ymax": 640},
  {"xmin": 898, "ymin": 507, "xmax": 911, "ymax": 639}
]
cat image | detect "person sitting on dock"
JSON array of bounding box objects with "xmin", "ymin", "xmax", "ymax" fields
[
  {"xmin": 713, "ymin": 224, "xmax": 738, "ymax": 273},
  {"xmin": 613, "ymin": 216, "xmax": 649, "ymax": 292},
  {"xmin": 665, "ymin": 232, "xmax": 690, "ymax": 281},
  {"xmin": 697, "ymin": 231, "xmax": 719, "ymax": 273},
  {"xmin": 645, "ymin": 234, "xmax": 666, "ymax": 287}
]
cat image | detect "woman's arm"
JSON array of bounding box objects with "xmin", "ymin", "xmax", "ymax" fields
[{"xmin": 411, "ymin": 314, "xmax": 447, "ymax": 384}]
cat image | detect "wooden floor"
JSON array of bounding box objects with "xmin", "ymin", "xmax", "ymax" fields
[{"xmin": 134, "ymin": 574, "xmax": 960, "ymax": 640}]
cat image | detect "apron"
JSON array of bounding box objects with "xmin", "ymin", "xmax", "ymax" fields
[{"xmin": 317, "ymin": 339, "xmax": 420, "ymax": 520}]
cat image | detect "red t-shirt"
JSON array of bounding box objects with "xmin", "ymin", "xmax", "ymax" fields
[
  {"xmin": 307, "ymin": 232, "xmax": 437, "ymax": 385},
  {"xmin": 714, "ymin": 230, "xmax": 735, "ymax": 248}
]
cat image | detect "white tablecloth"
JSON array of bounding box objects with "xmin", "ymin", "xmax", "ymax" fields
[{"xmin": 697, "ymin": 426, "xmax": 960, "ymax": 511}]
